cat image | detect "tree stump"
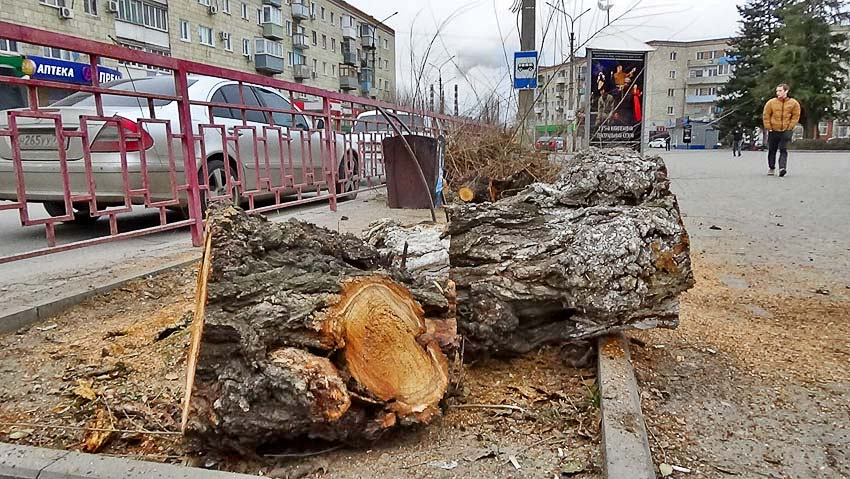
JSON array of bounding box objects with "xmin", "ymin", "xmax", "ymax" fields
[
  {"xmin": 448, "ymin": 148, "xmax": 695, "ymax": 355},
  {"xmin": 181, "ymin": 206, "xmax": 453, "ymax": 453}
]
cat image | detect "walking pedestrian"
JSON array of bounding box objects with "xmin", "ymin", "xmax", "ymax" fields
[
  {"xmin": 762, "ymin": 83, "xmax": 801, "ymax": 177},
  {"xmin": 665, "ymin": 135, "xmax": 671, "ymax": 151},
  {"xmin": 732, "ymin": 122, "xmax": 744, "ymax": 157}
]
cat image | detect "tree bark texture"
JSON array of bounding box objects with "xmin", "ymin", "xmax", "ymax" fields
[
  {"xmin": 182, "ymin": 206, "xmax": 455, "ymax": 453},
  {"xmin": 447, "ymin": 148, "xmax": 694, "ymax": 356}
]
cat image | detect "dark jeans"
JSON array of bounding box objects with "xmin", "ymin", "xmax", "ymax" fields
[
  {"xmin": 767, "ymin": 130, "xmax": 791, "ymax": 170},
  {"xmin": 733, "ymin": 139, "xmax": 743, "ymax": 156}
]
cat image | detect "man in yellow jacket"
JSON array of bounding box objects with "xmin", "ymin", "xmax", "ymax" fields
[{"xmin": 762, "ymin": 83, "xmax": 801, "ymax": 177}]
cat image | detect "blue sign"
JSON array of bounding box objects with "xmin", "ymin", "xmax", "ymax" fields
[
  {"xmin": 513, "ymin": 51, "xmax": 538, "ymax": 89},
  {"xmin": 27, "ymin": 56, "xmax": 122, "ymax": 86}
]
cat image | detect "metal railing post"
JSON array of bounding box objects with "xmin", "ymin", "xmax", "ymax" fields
[
  {"xmin": 324, "ymin": 96, "xmax": 338, "ymax": 212},
  {"xmin": 175, "ymin": 69, "xmax": 204, "ymax": 247}
]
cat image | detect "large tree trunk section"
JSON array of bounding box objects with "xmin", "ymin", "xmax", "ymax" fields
[
  {"xmin": 182, "ymin": 206, "xmax": 453, "ymax": 453},
  {"xmin": 448, "ymin": 148, "xmax": 694, "ymax": 356}
]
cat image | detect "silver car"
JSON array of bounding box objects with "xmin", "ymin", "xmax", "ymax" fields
[{"xmin": 0, "ymin": 75, "xmax": 359, "ymax": 223}]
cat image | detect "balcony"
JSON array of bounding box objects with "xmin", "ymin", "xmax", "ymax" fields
[
  {"xmin": 342, "ymin": 50, "xmax": 357, "ymax": 66},
  {"xmin": 291, "ymin": 2, "xmax": 309, "ymax": 21},
  {"xmin": 342, "ymin": 25, "xmax": 357, "ymax": 39},
  {"xmin": 292, "ymin": 33, "xmax": 309, "ymax": 50},
  {"xmin": 687, "ymin": 58, "xmax": 718, "ymax": 68},
  {"xmin": 262, "ymin": 23, "xmax": 285, "ymax": 40},
  {"xmin": 340, "ymin": 66, "xmax": 358, "ymax": 90},
  {"xmin": 360, "ymin": 24, "xmax": 376, "ymax": 49},
  {"xmin": 686, "ymin": 75, "xmax": 728, "ymax": 86},
  {"xmin": 686, "ymin": 94, "xmax": 718, "ymax": 104},
  {"xmin": 262, "ymin": 0, "xmax": 281, "ymax": 7},
  {"xmin": 358, "ymin": 67, "xmax": 374, "ymax": 85},
  {"xmin": 255, "ymin": 54, "xmax": 284, "ymax": 74},
  {"xmin": 293, "ymin": 63, "xmax": 311, "ymax": 80}
]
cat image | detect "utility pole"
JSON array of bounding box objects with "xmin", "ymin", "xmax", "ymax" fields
[
  {"xmin": 429, "ymin": 84, "xmax": 434, "ymax": 111},
  {"xmin": 517, "ymin": 0, "xmax": 535, "ymax": 142},
  {"xmin": 439, "ymin": 75, "xmax": 444, "ymax": 115},
  {"xmin": 454, "ymin": 84, "xmax": 458, "ymax": 116},
  {"xmin": 548, "ymin": 4, "xmax": 591, "ymax": 151}
]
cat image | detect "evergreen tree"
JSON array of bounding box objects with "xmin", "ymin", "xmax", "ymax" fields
[
  {"xmin": 761, "ymin": 0, "xmax": 850, "ymax": 138},
  {"xmin": 717, "ymin": 0, "xmax": 790, "ymax": 136}
]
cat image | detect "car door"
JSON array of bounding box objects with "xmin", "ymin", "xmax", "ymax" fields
[
  {"xmin": 208, "ymin": 84, "xmax": 269, "ymax": 195},
  {"xmin": 253, "ymin": 87, "xmax": 325, "ymax": 189}
]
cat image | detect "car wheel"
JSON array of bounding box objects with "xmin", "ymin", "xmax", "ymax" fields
[
  {"xmin": 43, "ymin": 201, "xmax": 99, "ymax": 225},
  {"xmin": 200, "ymin": 158, "xmax": 240, "ymax": 214},
  {"xmin": 336, "ymin": 151, "xmax": 360, "ymax": 202}
]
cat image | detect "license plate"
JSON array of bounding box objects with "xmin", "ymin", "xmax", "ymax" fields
[{"xmin": 19, "ymin": 133, "xmax": 62, "ymax": 151}]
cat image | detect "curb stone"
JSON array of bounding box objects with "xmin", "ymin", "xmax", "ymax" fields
[
  {"xmin": 597, "ymin": 333, "xmax": 656, "ymax": 479},
  {"xmin": 0, "ymin": 443, "xmax": 261, "ymax": 479}
]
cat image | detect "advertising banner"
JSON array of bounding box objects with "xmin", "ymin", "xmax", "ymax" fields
[
  {"xmin": 27, "ymin": 56, "xmax": 122, "ymax": 86},
  {"xmin": 586, "ymin": 49, "xmax": 646, "ymax": 150}
]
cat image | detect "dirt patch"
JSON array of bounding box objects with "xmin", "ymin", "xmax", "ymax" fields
[
  {"xmin": 632, "ymin": 255, "xmax": 850, "ymax": 479},
  {"xmin": 0, "ymin": 266, "xmax": 601, "ymax": 478}
]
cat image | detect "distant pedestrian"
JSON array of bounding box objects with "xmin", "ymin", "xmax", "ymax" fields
[
  {"xmin": 762, "ymin": 83, "xmax": 801, "ymax": 177},
  {"xmin": 732, "ymin": 122, "xmax": 744, "ymax": 157},
  {"xmin": 665, "ymin": 135, "xmax": 671, "ymax": 151}
]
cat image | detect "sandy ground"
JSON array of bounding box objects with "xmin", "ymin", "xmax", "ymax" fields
[{"xmin": 0, "ymin": 263, "xmax": 601, "ymax": 479}]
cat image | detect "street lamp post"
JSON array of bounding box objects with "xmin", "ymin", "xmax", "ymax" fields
[
  {"xmin": 428, "ymin": 56, "xmax": 455, "ymax": 115},
  {"xmin": 547, "ymin": 3, "xmax": 592, "ymax": 151}
]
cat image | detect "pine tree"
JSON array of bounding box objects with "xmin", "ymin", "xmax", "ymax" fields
[
  {"xmin": 717, "ymin": 0, "xmax": 790, "ymax": 135},
  {"xmin": 760, "ymin": 0, "xmax": 850, "ymax": 138}
]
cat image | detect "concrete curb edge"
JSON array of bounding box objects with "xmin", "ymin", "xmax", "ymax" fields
[
  {"xmin": 0, "ymin": 256, "xmax": 199, "ymax": 335},
  {"xmin": 597, "ymin": 333, "xmax": 656, "ymax": 479},
  {"xmin": 0, "ymin": 442, "xmax": 261, "ymax": 478}
]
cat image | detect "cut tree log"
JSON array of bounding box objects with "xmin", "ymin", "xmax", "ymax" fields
[
  {"xmin": 364, "ymin": 218, "xmax": 450, "ymax": 282},
  {"xmin": 448, "ymin": 148, "xmax": 694, "ymax": 355},
  {"xmin": 182, "ymin": 206, "xmax": 455, "ymax": 453},
  {"xmin": 456, "ymin": 175, "xmax": 491, "ymax": 203}
]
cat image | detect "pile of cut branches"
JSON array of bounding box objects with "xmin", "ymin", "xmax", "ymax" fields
[{"xmin": 443, "ymin": 126, "xmax": 560, "ymax": 203}]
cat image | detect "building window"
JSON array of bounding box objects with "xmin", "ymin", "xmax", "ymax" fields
[
  {"xmin": 667, "ymin": 88, "xmax": 674, "ymax": 97},
  {"xmin": 669, "ymin": 51, "xmax": 677, "ymax": 61},
  {"xmin": 117, "ymin": 43, "xmax": 170, "ymax": 72},
  {"xmin": 255, "ymin": 38, "xmax": 283, "ymax": 57},
  {"xmin": 221, "ymin": 0, "xmax": 230, "ymax": 14},
  {"xmin": 117, "ymin": 0, "xmax": 168, "ymax": 32},
  {"xmin": 383, "ymin": 38, "xmax": 388, "ymax": 49},
  {"xmin": 311, "ymin": 31, "xmax": 317, "ymax": 46},
  {"xmin": 330, "ymin": 12, "xmax": 334, "ymax": 24},
  {"xmin": 241, "ymin": 2, "xmax": 248, "ymax": 19},
  {"xmin": 262, "ymin": 5, "xmax": 282, "ymax": 25},
  {"xmin": 242, "ymin": 38, "xmax": 251, "ymax": 56},
  {"xmin": 331, "ymin": 38, "xmax": 336, "ymax": 52},
  {"xmin": 180, "ymin": 20, "xmax": 191, "ymax": 41},
  {"xmin": 332, "ymin": 64, "xmax": 336, "ymax": 75},
  {"xmin": 198, "ymin": 0, "xmax": 210, "ymax": 6},
  {"xmin": 323, "ymin": 61, "xmax": 327, "ymax": 74},
  {"xmin": 667, "ymin": 106, "xmax": 674, "ymax": 115},
  {"xmin": 83, "ymin": 0, "xmax": 98, "ymax": 15},
  {"xmin": 312, "ymin": 58, "xmax": 317, "ymax": 74},
  {"xmin": 198, "ymin": 25, "xmax": 214, "ymax": 46},
  {"xmin": 384, "ymin": 59, "xmax": 389, "ymax": 70},
  {"xmin": 0, "ymin": 39, "xmax": 19, "ymax": 53},
  {"xmin": 43, "ymin": 47, "xmax": 73, "ymax": 61},
  {"xmin": 322, "ymin": 34, "xmax": 327, "ymax": 49},
  {"xmin": 39, "ymin": 0, "xmax": 65, "ymax": 6},
  {"xmin": 320, "ymin": 6, "xmax": 325, "ymax": 20},
  {"xmin": 287, "ymin": 51, "xmax": 293, "ymax": 66},
  {"xmin": 222, "ymin": 32, "xmax": 232, "ymax": 51},
  {"xmin": 256, "ymin": 8, "xmax": 262, "ymax": 25},
  {"xmin": 286, "ymin": 21, "xmax": 292, "ymax": 36},
  {"xmin": 310, "ymin": 2, "xmax": 315, "ymax": 18},
  {"xmin": 818, "ymin": 121, "xmax": 829, "ymax": 137},
  {"xmin": 669, "ymin": 70, "xmax": 677, "ymax": 79}
]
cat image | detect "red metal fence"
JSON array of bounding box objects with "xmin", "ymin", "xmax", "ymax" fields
[{"xmin": 0, "ymin": 21, "xmax": 469, "ymax": 264}]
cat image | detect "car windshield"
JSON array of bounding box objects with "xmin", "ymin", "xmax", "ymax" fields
[
  {"xmin": 51, "ymin": 77, "xmax": 196, "ymax": 108},
  {"xmin": 353, "ymin": 113, "xmax": 425, "ymax": 133}
]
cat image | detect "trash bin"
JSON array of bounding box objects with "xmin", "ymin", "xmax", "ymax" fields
[{"xmin": 382, "ymin": 134, "xmax": 443, "ymax": 209}]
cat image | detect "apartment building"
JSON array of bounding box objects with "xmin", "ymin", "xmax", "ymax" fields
[
  {"xmin": 0, "ymin": 0, "xmax": 396, "ymax": 106},
  {"xmin": 644, "ymin": 38, "xmax": 732, "ymax": 147},
  {"xmin": 532, "ymin": 58, "xmax": 587, "ymax": 138}
]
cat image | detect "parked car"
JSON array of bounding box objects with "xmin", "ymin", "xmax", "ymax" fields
[
  {"xmin": 648, "ymin": 137, "xmax": 667, "ymax": 148},
  {"xmin": 548, "ymin": 136, "xmax": 565, "ymax": 151},
  {"xmin": 349, "ymin": 110, "xmax": 440, "ymax": 165},
  {"xmin": 535, "ymin": 136, "xmax": 552, "ymax": 150},
  {"xmin": 0, "ymin": 75, "xmax": 360, "ymax": 223}
]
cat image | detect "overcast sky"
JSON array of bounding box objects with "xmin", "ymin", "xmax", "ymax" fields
[{"xmin": 347, "ymin": 0, "xmax": 742, "ymax": 115}]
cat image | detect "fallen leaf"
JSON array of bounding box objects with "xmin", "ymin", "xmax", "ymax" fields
[
  {"xmin": 73, "ymin": 379, "xmax": 99, "ymax": 401},
  {"xmin": 165, "ymin": 372, "xmax": 180, "ymax": 381},
  {"xmin": 660, "ymin": 463, "xmax": 674, "ymax": 477},
  {"xmin": 82, "ymin": 408, "xmax": 115, "ymax": 453},
  {"xmin": 8, "ymin": 429, "xmax": 34, "ymax": 440},
  {"xmin": 561, "ymin": 459, "xmax": 585, "ymax": 475}
]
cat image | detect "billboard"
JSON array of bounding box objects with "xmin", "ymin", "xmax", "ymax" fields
[{"xmin": 586, "ymin": 49, "xmax": 647, "ymax": 150}]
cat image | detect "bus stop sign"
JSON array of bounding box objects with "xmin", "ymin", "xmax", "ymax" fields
[{"xmin": 513, "ymin": 51, "xmax": 538, "ymax": 89}]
